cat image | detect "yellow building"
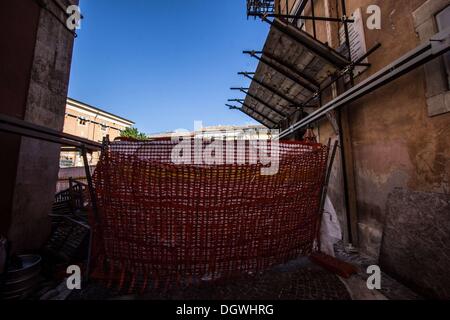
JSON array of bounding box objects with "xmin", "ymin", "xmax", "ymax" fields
[{"xmin": 60, "ymin": 98, "xmax": 134, "ymax": 167}]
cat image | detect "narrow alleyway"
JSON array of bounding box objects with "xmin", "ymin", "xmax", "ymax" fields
[{"xmin": 63, "ymin": 246, "xmax": 419, "ymax": 301}]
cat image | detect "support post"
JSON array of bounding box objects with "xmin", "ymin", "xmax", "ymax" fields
[
  {"xmin": 340, "ymin": 0, "xmax": 354, "ymax": 86},
  {"xmin": 316, "ymin": 140, "xmax": 339, "ymax": 251},
  {"xmin": 337, "ymin": 100, "xmax": 359, "ymax": 247},
  {"xmin": 311, "ymin": 0, "xmax": 317, "ymax": 39},
  {"xmin": 80, "ymin": 145, "xmax": 98, "ymax": 283},
  {"xmin": 81, "ymin": 146, "xmax": 97, "ymax": 217}
]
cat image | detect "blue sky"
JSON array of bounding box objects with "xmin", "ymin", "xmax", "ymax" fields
[{"xmin": 68, "ymin": 1, "xmax": 270, "ymax": 134}]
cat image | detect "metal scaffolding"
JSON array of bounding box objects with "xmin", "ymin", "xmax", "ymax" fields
[
  {"xmin": 247, "ymin": 0, "xmax": 277, "ymax": 17},
  {"xmin": 229, "ymin": 0, "xmax": 450, "ymax": 248},
  {"xmin": 229, "ymin": 0, "xmax": 372, "ymax": 128},
  {"xmin": 279, "ymin": 27, "xmax": 450, "ymax": 138}
]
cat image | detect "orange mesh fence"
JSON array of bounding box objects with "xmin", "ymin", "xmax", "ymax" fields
[{"xmin": 90, "ymin": 139, "xmax": 328, "ymax": 292}]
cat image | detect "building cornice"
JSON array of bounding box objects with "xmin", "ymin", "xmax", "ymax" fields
[{"xmin": 67, "ymin": 98, "xmax": 135, "ymax": 127}]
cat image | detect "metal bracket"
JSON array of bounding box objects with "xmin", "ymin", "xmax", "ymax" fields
[{"xmin": 430, "ymin": 27, "xmax": 450, "ymax": 55}]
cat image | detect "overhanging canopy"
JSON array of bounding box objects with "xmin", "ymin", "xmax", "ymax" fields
[{"xmin": 243, "ymin": 19, "xmax": 350, "ymax": 127}]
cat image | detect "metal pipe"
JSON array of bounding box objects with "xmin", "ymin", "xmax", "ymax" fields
[
  {"xmin": 80, "ymin": 146, "xmax": 100, "ymax": 283},
  {"xmin": 336, "ymin": 108, "xmax": 354, "ymax": 244},
  {"xmin": 81, "ymin": 146, "xmax": 99, "ymax": 221},
  {"xmin": 234, "ymin": 101, "xmax": 278, "ymax": 124},
  {"xmin": 231, "ymin": 87, "xmax": 287, "ymax": 118},
  {"xmin": 340, "ymin": 0, "xmax": 353, "ymax": 86},
  {"xmin": 311, "ymin": 0, "xmax": 317, "ymax": 39},
  {"xmin": 241, "ymin": 42, "xmax": 380, "ymax": 121},
  {"xmin": 298, "ymin": 0, "xmax": 309, "ymax": 14},
  {"xmin": 288, "ymin": 42, "xmax": 382, "ymax": 115},
  {"xmin": 279, "ymin": 28, "xmax": 450, "ymax": 139},
  {"xmin": 0, "ymin": 122, "xmax": 85, "ymax": 149},
  {"xmin": 263, "ymin": 51, "xmax": 320, "ymax": 86},
  {"xmin": 0, "ymin": 114, "xmax": 102, "ymax": 150},
  {"xmin": 241, "ymin": 43, "xmax": 380, "ymax": 119},
  {"xmin": 239, "ymin": 72, "xmax": 304, "ymax": 107},
  {"xmin": 226, "ymin": 104, "xmax": 276, "ymax": 128},
  {"xmin": 249, "ymin": 13, "xmax": 354, "ymax": 23},
  {"xmin": 263, "ymin": 17, "xmax": 350, "ymax": 68},
  {"xmin": 228, "ymin": 99, "xmax": 279, "ymax": 126},
  {"xmin": 244, "ymin": 51, "xmax": 317, "ymax": 93},
  {"xmin": 296, "ymin": 0, "xmax": 309, "ymax": 20},
  {"xmin": 244, "ymin": 43, "xmax": 381, "ymax": 116}
]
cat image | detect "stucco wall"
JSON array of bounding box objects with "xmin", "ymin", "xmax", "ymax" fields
[
  {"xmin": 341, "ymin": 0, "xmax": 449, "ymax": 298},
  {"xmin": 63, "ymin": 108, "xmax": 126, "ymax": 143},
  {"xmin": 61, "ymin": 107, "xmax": 126, "ymax": 167},
  {"xmin": 340, "ymin": 0, "xmax": 449, "ymax": 259},
  {"xmin": 281, "ymin": 0, "xmax": 450, "ymax": 298}
]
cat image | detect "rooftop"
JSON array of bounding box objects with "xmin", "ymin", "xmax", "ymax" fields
[{"xmin": 67, "ymin": 97, "xmax": 135, "ymax": 126}]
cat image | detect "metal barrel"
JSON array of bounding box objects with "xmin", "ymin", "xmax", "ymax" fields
[{"xmin": 0, "ymin": 255, "xmax": 42, "ymax": 300}]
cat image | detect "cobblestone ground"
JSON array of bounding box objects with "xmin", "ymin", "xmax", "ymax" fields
[
  {"xmin": 141, "ymin": 268, "xmax": 350, "ymax": 300},
  {"xmin": 70, "ymin": 259, "xmax": 351, "ymax": 300}
]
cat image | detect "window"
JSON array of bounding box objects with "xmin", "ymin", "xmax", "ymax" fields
[
  {"xmin": 101, "ymin": 123, "xmax": 108, "ymax": 132},
  {"xmin": 60, "ymin": 154, "xmax": 75, "ymax": 168},
  {"xmin": 436, "ymin": 6, "xmax": 450, "ymax": 88},
  {"xmin": 413, "ymin": 0, "xmax": 450, "ymax": 117},
  {"xmin": 78, "ymin": 117, "xmax": 87, "ymax": 126}
]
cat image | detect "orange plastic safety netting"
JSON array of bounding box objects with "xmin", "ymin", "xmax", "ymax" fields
[{"xmin": 90, "ymin": 139, "xmax": 328, "ymax": 291}]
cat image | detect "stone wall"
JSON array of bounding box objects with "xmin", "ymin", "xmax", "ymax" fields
[
  {"xmin": 1, "ymin": 0, "xmax": 79, "ymax": 253},
  {"xmin": 380, "ymin": 189, "xmax": 450, "ymax": 299},
  {"xmin": 0, "ymin": 0, "xmax": 41, "ymax": 244}
]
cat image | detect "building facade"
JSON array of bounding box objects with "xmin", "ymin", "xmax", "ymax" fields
[
  {"xmin": 60, "ymin": 98, "xmax": 134, "ymax": 167},
  {"xmin": 147, "ymin": 124, "xmax": 272, "ymax": 140},
  {"xmin": 244, "ymin": 0, "xmax": 450, "ymax": 298}
]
